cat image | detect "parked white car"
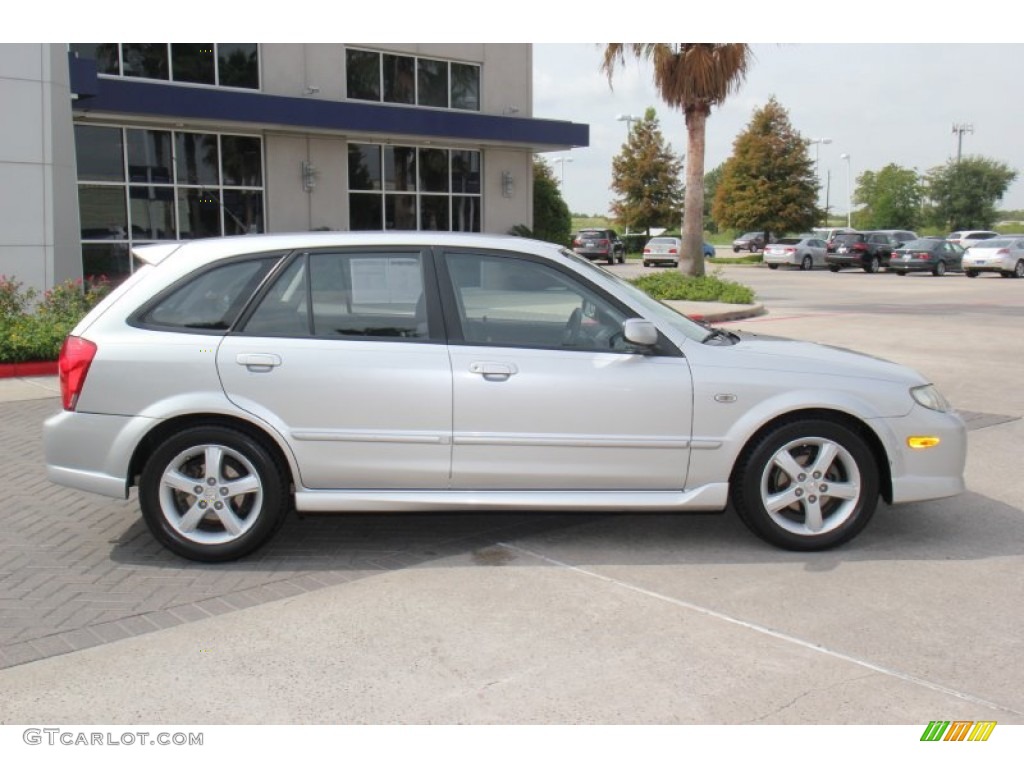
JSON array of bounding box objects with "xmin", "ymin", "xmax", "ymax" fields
[
  {"xmin": 44, "ymin": 232, "xmax": 967, "ymax": 561},
  {"xmin": 947, "ymin": 230, "xmax": 1000, "ymax": 249},
  {"xmin": 763, "ymin": 236, "xmax": 829, "ymax": 270},
  {"xmin": 962, "ymin": 236, "xmax": 1024, "ymax": 278},
  {"xmin": 642, "ymin": 236, "xmax": 682, "ymax": 267}
]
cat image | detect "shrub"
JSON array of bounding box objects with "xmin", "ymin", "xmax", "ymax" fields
[
  {"xmin": 629, "ymin": 270, "xmax": 755, "ymax": 304},
  {"xmin": 0, "ymin": 276, "xmax": 111, "ymax": 363}
]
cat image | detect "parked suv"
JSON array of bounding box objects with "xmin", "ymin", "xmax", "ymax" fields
[
  {"xmin": 572, "ymin": 228, "xmax": 625, "ymax": 264},
  {"xmin": 826, "ymin": 231, "xmax": 912, "ymax": 273}
]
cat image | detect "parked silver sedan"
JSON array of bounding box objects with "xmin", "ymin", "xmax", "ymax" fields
[
  {"xmin": 642, "ymin": 236, "xmax": 682, "ymax": 267},
  {"xmin": 962, "ymin": 236, "xmax": 1024, "ymax": 278},
  {"xmin": 763, "ymin": 236, "xmax": 829, "ymax": 271},
  {"xmin": 44, "ymin": 232, "xmax": 966, "ymax": 561}
]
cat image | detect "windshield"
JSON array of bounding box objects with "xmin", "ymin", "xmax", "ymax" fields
[
  {"xmin": 901, "ymin": 239, "xmax": 938, "ymax": 250},
  {"xmin": 774, "ymin": 238, "xmax": 801, "ymax": 245},
  {"xmin": 561, "ymin": 248, "xmax": 716, "ymax": 343},
  {"xmin": 579, "ymin": 230, "xmax": 607, "ymax": 238},
  {"xmin": 647, "ymin": 238, "xmax": 678, "ymax": 245},
  {"xmin": 834, "ymin": 234, "xmax": 864, "ymax": 245},
  {"xmin": 974, "ymin": 238, "xmax": 1013, "ymax": 248}
]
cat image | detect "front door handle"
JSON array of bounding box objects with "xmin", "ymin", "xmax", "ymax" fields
[
  {"xmin": 469, "ymin": 362, "xmax": 518, "ymax": 381},
  {"xmin": 236, "ymin": 353, "xmax": 282, "ymax": 372}
]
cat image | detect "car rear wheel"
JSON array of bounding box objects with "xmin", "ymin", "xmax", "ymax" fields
[
  {"xmin": 731, "ymin": 419, "xmax": 879, "ymax": 551},
  {"xmin": 865, "ymin": 256, "xmax": 881, "ymax": 274},
  {"xmin": 139, "ymin": 426, "xmax": 289, "ymax": 562},
  {"xmin": 829, "ymin": 265, "xmax": 840, "ymax": 273},
  {"xmin": 768, "ymin": 264, "xmax": 778, "ymax": 270},
  {"xmin": 966, "ymin": 270, "xmax": 978, "ymax": 278},
  {"xmin": 1015, "ymin": 260, "xmax": 1024, "ymax": 278},
  {"xmin": 801, "ymin": 255, "xmax": 813, "ymax": 271},
  {"xmin": 933, "ymin": 261, "xmax": 946, "ymax": 277}
]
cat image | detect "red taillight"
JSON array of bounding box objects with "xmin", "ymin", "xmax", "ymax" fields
[
  {"xmin": 914, "ymin": 252, "xmax": 930, "ymax": 260},
  {"xmin": 59, "ymin": 336, "xmax": 97, "ymax": 411},
  {"xmin": 668, "ymin": 248, "xmax": 678, "ymax": 254},
  {"xmin": 785, "ymin": 248, "xmax": 796, "ymax": 254},
  {"xmin": 852, "ymin": 243, "xmax": 868, "ymax": 251},
  {"xmin": 997, "ymin": 248, "xmax": 1010, "ymax": 255},
  {"xmin": 599, "ymin": 239, "xmax": 609, "ymax": 247},
  {"xmin": 643, "ymin": 247, "xmax": 651, "ymax": 254}
]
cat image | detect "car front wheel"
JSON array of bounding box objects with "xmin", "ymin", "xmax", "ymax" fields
[
  {"xmin": 731, "ymin": 419, "xmax": 879, "ymax": 551},
  {"xmin": 933, "ymin": 261, "xmax": 946, "ymax": 277},
  {"xmin": 1015, "ymin": 260, "xmax": 1024, "ymax": 278},
  {"xmin": 801, "ymin": 255, "xmax": 813, "ymax": 271},
  {"xmin": 139, "ymin": 426, "xmax": 289, "ymax": 562},
  {"xmin": 865, "ymin": 256, "xmax": 881, "ymax": 274}
]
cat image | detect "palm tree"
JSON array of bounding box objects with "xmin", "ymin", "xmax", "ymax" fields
[{"xmin": 602, "ymin": 44, "xmax": 753, "ymax": 276}]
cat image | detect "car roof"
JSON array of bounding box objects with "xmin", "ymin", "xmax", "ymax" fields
[{"xmin": 132, "ymin": 232, "xmax": 561, "ymax": 267}]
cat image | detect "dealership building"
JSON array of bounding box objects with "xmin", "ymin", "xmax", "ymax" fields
[{"xmin": 0, "ymin": 44, "xmax": 588, "ymax": 292}]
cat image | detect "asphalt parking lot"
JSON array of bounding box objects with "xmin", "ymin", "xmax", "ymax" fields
[{"xmin": 1, "ymin": 262, "xmax": 1022, "ymax": 725}]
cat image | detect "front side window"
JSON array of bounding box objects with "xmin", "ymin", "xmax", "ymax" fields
[{"xmin": 443, "ymin": 252, "xmax": 629, "ymax": 352}]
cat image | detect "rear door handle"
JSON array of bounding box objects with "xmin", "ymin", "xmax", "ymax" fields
[
  {"xmin": 469, "ymin": 362, "xmax": 518, "ymax": 381},
  {"xmin": 236, "ymin": 353, "xmax": 282, "ymax": 372}
]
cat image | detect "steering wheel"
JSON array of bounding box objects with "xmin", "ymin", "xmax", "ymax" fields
[{"xmin": 561, "ymin": 307, "xmax": 582, "ymax": 346}]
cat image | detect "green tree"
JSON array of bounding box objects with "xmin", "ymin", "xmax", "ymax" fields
[
  {"xmin": 609, "ymin": 107, "xmax": 684, "ymax": 235},
  {"xmin": 602, "ymin": 44, "xmax": 752, "ymax": 276},
  {"xmin": 852, "ymin": 163, "xmax": 924, "ymax": 230},
  {"xmin": 712, "ymin": 97, "xmax": 818, "ymax": 239},
  {"xmin": 530, "ymin": 157, "xmax": 572, "ymax": 246},
  {"xmin": 924, "ymin": 156, "xmax": 1017, "ymax": 231},
  {"xmin": 703, "ymin": 163, "xmax": 725, "ymax": 234}
]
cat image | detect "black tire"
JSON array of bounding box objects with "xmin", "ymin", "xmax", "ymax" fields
[
  {"xmin": 828, "ymin": 265, "xmax": 841, "ymax": 273},
  {"xmin": 865, "ymin": 256, "xmax": 881, "ymax": 274},
  {"xmin": 933, "ymin": 261, "xmax": 946, "ymax": 277},
  {"xmin": 139, "ymin": 426, "xmax": 289, "ymax": 562},
  {"xmin": 731, "ymin": 419, "xmax": 880, "ymax": 551},
  {"xmin": 801, "ymin": 255, "xmax": 813, "ymax": 271},
  {"xmin": 1015, "ymin": 260, "xmax": 1024, "ymax": 278},
  {"xmin": 1000, "ymin": 272, "xmax": 1011, "ymax": 278},
  {"xmin": 895, "ymin": 270, "xmax": 906, "ymax": 275},
  {"xmin": 607, "ymin": 254, "xmax": 615, "ymax": 265},
  {"xmin": 966, "ymin": 270, "xmax": 978, "ymax": 278},
  {"xmin": 768, "ymin": 264, "xmax": 778, "ymax": 270},
  {"xmin": 643, "ymin": 261, "xmax": 651, "ymax": 268},
  {"xmin": 733, "ymin": 247, "xmax": 740, "ymax": 253},
  {"xmin": 750, "ymin": 244, "xmax": 758, "ymax": 253}
]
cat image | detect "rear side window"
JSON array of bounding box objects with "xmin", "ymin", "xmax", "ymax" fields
[{"xmin": 135, "ymin": 257, "xmax": 277, "ymax": 331}]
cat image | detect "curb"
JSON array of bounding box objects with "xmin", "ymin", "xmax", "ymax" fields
[
  {"xmin": 0, "ymin": 361, "xmax": 58, "ymax": 380},
  {"xmin": 666, "ymin": 302, "xmax": 766, "ymax": 324}
]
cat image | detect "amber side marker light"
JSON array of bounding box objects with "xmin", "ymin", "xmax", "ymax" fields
[{"xmin": 907, "ymin": 436, "xmax": 941, "ymax": 449}]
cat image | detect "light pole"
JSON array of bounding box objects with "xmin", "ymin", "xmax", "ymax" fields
[
  {"xmin": 616, "ymin": 113, "xmax": 642, "ymax": 137},
  {"xmin": 840, "ymin": 153, "xmax": 852, "ymax": 228},
  {"xmin": 952, "ymin": 122, "xmax": 973, "ymax": 162},
  {"xmin": 809, "ymin": 138, "xmax": 832, "ymax": 225},
  {"xmin": 551, "ymin": 156, "xmax": 573, "ymax": 188}
]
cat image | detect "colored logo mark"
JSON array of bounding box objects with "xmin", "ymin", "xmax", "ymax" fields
[{"xmin": 920, "ymin": 720, "xmax": 996, "ymax": 742}]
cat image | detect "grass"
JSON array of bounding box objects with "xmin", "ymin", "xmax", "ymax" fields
[{"xmin": 629, "ymin": 270, "xmax": 756, "ymax": 304}]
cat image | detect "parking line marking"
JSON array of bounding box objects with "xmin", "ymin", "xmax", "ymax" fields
[{"xmin": 497, "ymin": 542, "xmax": 1024, "ymax": 718}]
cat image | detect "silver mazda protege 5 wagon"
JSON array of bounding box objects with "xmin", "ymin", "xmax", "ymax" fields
[{"xmin": 44, "ymin": 232, "xmax": 967, "ymax": 561}]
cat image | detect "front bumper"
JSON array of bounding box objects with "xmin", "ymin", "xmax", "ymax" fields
[{"xmin": 873, "ymin": 405, "xmax": 968, "ymax": 505}]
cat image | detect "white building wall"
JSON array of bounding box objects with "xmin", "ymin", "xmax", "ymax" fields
[{"xmin": 0, "ymin": 44, "xmax": 81, "ymax": 293}]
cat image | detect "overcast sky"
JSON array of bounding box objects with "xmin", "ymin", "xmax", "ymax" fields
[{"xmin": 533, "ymin": 43, "xmax": 1024, "ymax": 219}]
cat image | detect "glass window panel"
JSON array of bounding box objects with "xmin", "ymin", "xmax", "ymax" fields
[
  {"xmin": 349, "ymin": 194, "xmax": 383, "ymax": 230},
  {"xmin": 171, "ymin": 43, "xmax": 215, "ymax": 84},
  {"xmin": 79, "ymin": 185, "xmax": 127, "ymax": 240},
  {"xmin": 346, "ymin": 49, "xmax": 380, "ymax": 101},
  {"xmin": 451, "ymin": 63, "xmax": 480, "ymax": 111},
  {"xmin": 177, "ymin": 189, "xmax": 222, "ymax": 239},
  {"xmin": 385, "ymin": 195, "xmax": 417, "ymax": 230},
  {"xmin": 141, "ymin": 259, "xmax": 272, "ymax": 331},
  {"xmin": 418, "ymin": 148, "xmax": 449, "ymax": 193},
  {"xmin": 310, "ymin": 252, "xmax": 425, "ymax": 339},
  {"xmin": 217, "ymin": 43, "xmax": 259, "ymax": 89},
  {"xmin": 130, "ymin": 186, "xmax": 176, "ymax": 240},
  {"xmin": 451, "ymin": 196, "xmax": 481, "ymax": 233},
  {"xmin": 74, "ymin": 125, "xmax": 124, "ymax": 182},
  {"xmin": 244, "ymin": 256, "xmax": 310, "ymax": 337},
  {"xmin": 348, "ymin": 144, "xmax": 382, "ymax": 191},
  {"xmin": 384, "ymin": 146, "xmax": 416, "ymax": 192},
  {"xmin": 175, "ymin": 132, "xmax": 219, "ymax": 186},
  {"xmin": 121, "ymin": 44, "xmax": 169, "ymax": 79},
  {"xmin": 451, "ymin": 150, "xmax": 481, "ymax": 194},
  {"xmin": 82, "ymin": 243, "xmax": 131, "ymax": 283},
  {"xmin": 126, "ymin": 128, "xmax": 173, "ymax": 183},
  {"xmin": 221, "ymin": 136, "xmax": 263, "ymax": 186},
  {"xmin": 382, "ymin": 54, "xmax": 415, "ymax": 104},
  {"xmin": 417, "ymin": 59, "xmax": 448, "ymax": 108},
  {"xmin": 222, "ymin": 190, "xmax": 264, "ymax": 235},
  {"xmin": 70, "ymin": 44, "xmax": 120, "ymax": 75},
  {"xmin": 420, "ymin": 195, "xmax": 449, "ymax": 231}
]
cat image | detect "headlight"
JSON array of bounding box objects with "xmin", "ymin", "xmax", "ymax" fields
[{"xmin": 911, "ymin": 384, "xmax": 952, "ymax": 413}]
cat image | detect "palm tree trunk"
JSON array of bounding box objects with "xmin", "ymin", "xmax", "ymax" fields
[{"xmin": 680, "ymin": 107, "xmax": 707, "ymax": 277}]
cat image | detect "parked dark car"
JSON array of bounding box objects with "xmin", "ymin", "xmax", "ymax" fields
[
  {"xmin": 889, "ymin": 238, "xmax": 965, "ymax": 276},
  {"xmin": 826, "ymin": 231, "xmax": 904, "ymax": 273},
  {"xmin": 572, "ymin": 228, "xmax": 625, "ymax": 264},
  {"xmin": 732, "ymin": 231, "xmax": 771, "ymax": 253}
]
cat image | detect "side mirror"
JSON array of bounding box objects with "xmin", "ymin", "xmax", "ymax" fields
[{"xmin": 623, "ymin": 318, "xmax": 658, "ymax": 347}]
